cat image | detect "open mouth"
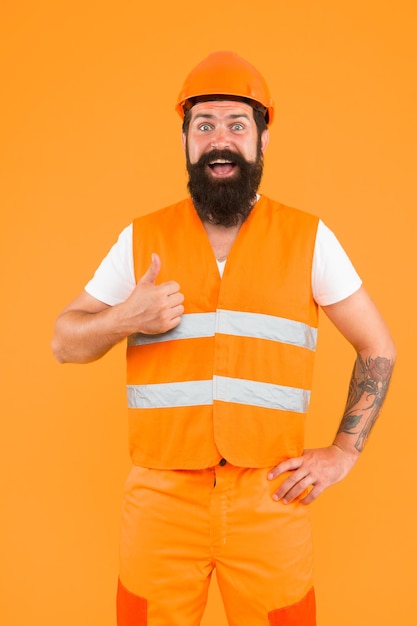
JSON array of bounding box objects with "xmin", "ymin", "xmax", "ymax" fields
[{"xmin": 208, "ymin": 159, "xmax": 237, "ymax": 177}]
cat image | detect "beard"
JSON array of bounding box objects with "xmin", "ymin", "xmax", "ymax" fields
[{"xmin": 186, "ymin": 146, "xmax": 264, "ymax": 227}]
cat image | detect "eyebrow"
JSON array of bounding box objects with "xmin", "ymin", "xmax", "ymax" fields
[{"xmin": 193, "ymin": 112, "xmax": 251, "ymax": 121}]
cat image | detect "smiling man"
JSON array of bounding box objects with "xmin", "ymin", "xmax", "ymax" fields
[{"xmin": 52, "ymin": 52, "xmax": 395, "ymax": 626}]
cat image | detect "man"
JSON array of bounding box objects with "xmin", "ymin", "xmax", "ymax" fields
[{"xmin": 52, "ymin": 51, "xmax": 395, "ymax": 626}]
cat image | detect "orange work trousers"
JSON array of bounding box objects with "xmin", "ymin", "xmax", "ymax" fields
[{"xmin": 117, "ymin": 461, "xmax": 316, "ymax": 626}]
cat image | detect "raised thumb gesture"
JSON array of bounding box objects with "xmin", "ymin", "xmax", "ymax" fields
[
  {"xmin": 139, "ymin": 253, "xmax": 161, "ymax": 286},
  {"xmin": 119, "ymin": 253, "xmax": 184, "ymax": 335}
]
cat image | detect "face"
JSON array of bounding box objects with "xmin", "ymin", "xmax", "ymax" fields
[
  {"xmin": 182, "ymin": 101, "xmax": 269, "ymax": 227},
  {"xmin": 183, "ymin": 101, "xmax": 269, "ymax": 173}
]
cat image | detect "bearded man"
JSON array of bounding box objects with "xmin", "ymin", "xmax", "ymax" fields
[{"xmin": 52, "ymin": 52, "xmax": 395, "ymax": 626}]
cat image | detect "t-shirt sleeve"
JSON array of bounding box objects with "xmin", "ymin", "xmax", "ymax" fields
[
  {"xmin": 312, "ymin": 220, "xmax": 362, "ymax": 306},
  {"xmin": 84, "ymin": 224, "xmax": 136, "ymax": 306}
]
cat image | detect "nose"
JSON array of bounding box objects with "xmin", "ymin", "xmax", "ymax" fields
[{"xmin": 211, "ymin": 127, "xmax": 230, "ymax": 150}]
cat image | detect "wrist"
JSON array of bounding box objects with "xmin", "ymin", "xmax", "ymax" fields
[{"xmin": 331, "ymin": 440, "xmax": 360, "ymax": 470}]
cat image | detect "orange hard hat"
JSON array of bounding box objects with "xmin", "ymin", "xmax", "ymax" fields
[{"xmin": 176, "ymin": 51, "xmax": 274, "ymax": 126}]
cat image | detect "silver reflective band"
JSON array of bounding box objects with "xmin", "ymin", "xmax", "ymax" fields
[
  {"xmin": 128, "ymin": 310, "xmax": 317, "ymax": 351},
  {"xmin": 128, "ymin": 313, "xmax": 216, "ymax": 346},
  {"xmin": 128, "ymin": 376, "xmax": 310, "ymax": 413},
  {"xmin": 215, "ymin": 310, "xmax": 317, "ymax": 351},
  {"xmin": 127, "ymin": 380, "xmax": 213, "ymax": 408},
  {"xmin": 213, "ymin": 375, "xmax": 310, "ymax": 413}
]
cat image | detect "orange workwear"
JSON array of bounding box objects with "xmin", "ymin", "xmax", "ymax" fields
[
  {"xmin": 120, "ymin": 196, "xmax": 319, "ymax": 625},
  {"xmin": 126, "ymin": 196, "xmax": 319, "ymax": 469},
  {"xmin": 175, "ymin": 51, "xmax": 275, "ymax": 125},
  {"xmin": 118, "ymin": 462, "xmax": 315, "ymax": 626}
]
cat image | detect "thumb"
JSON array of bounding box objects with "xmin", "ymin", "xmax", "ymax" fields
[{"xmin": 139, "ymin": 253, "xmax": 161, "ymax": 285}]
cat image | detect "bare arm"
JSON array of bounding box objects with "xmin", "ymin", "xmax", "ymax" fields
[
  {"xmin": 51, "ymin": 253, "xmax": 184, "ymax": 364},
  {"xmin": 328, "ymin": 289, "xmax": 395, "ymax": 456},
  {"xmin": 268, "ymin": 286, "xmax": 396, "ymax": 503}
]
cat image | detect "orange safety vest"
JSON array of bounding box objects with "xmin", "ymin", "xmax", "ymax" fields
[{"xmin": 127, "ymin": 196, "xmax": 319, "ymax": 469}]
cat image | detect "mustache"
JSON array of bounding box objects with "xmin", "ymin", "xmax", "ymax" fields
[{"xmin": 193, "ymin": 149, "xmax": 250, "ymax": 169}]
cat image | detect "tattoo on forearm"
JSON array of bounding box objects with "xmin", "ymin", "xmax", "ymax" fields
[{"xmin": 337, "ymin": 355, "xmax": 393, "ymax": 452}]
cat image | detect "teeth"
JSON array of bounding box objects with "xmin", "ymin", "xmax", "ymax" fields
[{"xmin": 210, "ymin": 159, "xmax": 233, "ymax": 165}]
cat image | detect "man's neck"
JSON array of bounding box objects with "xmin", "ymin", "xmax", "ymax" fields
[{"xmin": 202, "ymin": 220, "xmax": 242, "ymax": 262}]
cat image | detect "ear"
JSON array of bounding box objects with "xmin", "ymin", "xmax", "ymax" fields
[
  {"xmin": 260, "ymin": 129, "xmax": 269, "ymax": 154},
  {"xmin": 181, "ymin": 132, "xmax": 187, "ymax": 154}
]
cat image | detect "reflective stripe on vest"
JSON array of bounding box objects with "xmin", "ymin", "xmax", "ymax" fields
[
  {"xmin": 127, "ymin": 376, "xmax": 310, "ymax": 413},
  {"xmin": 128, "ymin": 310, "xmax": 318, "ymax": 351}
]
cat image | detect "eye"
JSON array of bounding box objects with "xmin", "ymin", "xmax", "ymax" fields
[
  {"xmin": 198, "ymin": 123, "xmax": 212, "ymax": 132},
  {"xmin": 231, "ymin": 123, "xmax": 245, "ymax": 131}
]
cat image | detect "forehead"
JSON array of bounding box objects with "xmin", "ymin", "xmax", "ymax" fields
[{"xmin": 189, "ymin": 100, "xmax": 255, "ymax": 122}]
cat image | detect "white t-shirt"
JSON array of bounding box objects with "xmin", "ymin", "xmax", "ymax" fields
[{"xmin": 85, "ymin": 216, "xmax": 362, "ymax": 307}]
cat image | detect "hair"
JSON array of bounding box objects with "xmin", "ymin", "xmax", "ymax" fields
[{"xmin": 181, "ymin": 98, "xmax": 268, "ymax": 137}]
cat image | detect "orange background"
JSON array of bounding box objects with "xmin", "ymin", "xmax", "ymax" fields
[{"xmin": 1, "ymin": 2, "xmax": 416, "ymax": 625}]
